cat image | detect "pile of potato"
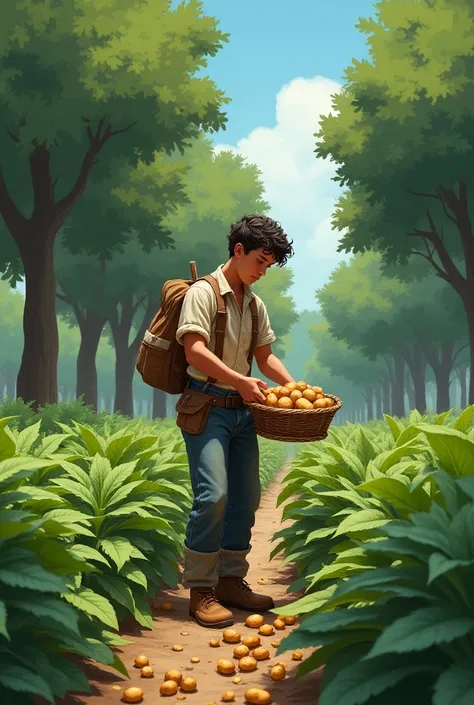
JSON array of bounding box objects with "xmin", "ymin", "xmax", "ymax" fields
[{"xmin": 261, "ymin": 381, "xmax": 335, "ymax": 410}]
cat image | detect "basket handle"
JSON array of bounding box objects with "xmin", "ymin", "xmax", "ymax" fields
[{"xmin": 190, "ymin": 261, "xmax": 198, "ymax": 281}]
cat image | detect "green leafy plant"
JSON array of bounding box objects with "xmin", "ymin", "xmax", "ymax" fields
[
  {"xmin": 272, "ymin": 408, "xmax": 474, "ymax": 616},
  {"xmin": 276, "ymin": 471, "xmax": 474, "ymax": 705},
  {"xmin": 0, "ymin": 450, "xmax": 128, "ymax": 705}
]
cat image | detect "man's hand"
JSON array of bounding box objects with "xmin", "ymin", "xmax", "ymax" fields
[{"xmin": 234, "ymin": 376, "xmax": 267, "ymax": 403}]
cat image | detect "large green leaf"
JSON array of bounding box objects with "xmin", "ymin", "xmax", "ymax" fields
[
  {"xmin": 383, "ymin": 415, "xmax": 402, "ymax": 441},
  {"xmin": 0, "ymin": 457, "xmax": 55, "ymax": 485},
  {"xmin": 95, "ymin": 574, "xmax": 136, "ymax": 614},
  {"xmin": 0, "ymin": 665, "xmax": 55, "ymax": 703},
  {"xmin": 433, "ymin": 662, "xmax": 474, "ymax": 705},
  {"xmin": 99, "ymin": 537, "xmax": 135, "ymax": 571},
  {"xmin": 319, "ymin": 654, "xmax": 431, "ymax": 705},
  {"xmin": 368, "ymin": 605, "xmax": 474, "ymax": 657},
  {"xmin": 453, "ymin": 406, "xmax": 474, "ymax": 434},
  {"xmin": 8, "ymin": 596, "xmax": 80, "ymax": 633},
  {"xmin": 14, "ymin": 421, "xmax": 42, "ymax": 455},
  {"xmin": 418, "ymin": 425, "xmax": 474, "ymax": 477},
  {"xmin": 62, "ymin": 587, "xmax": 118, "ymax": 630},
  {"xmin": 0, "ymin": 561, "xmax": 68, "ymax": 593},
  {"xmin": 69, "ymin": 544, "xmax": 111, "ymax": 568},
  {"xmin": 105, "ymin": 434, "xmax": 135, "ymax": 466},
  {"xmin": 359, "ymin": 476, "xmax": 430, "ymax": 513},
  {"xmin": 334, "ymin": 509, "xmax": 391, "ymax": 537},
  {"xmin": 74, "ymin": 423, "xmax": 106, "ymax": 456},
  {"xmin": 272, "ymin": 586, "xmax": 337, "ymax": 619}
]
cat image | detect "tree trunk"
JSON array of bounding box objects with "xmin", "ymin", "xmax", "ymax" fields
[
  {"xmin": 455, "ymin": 365, "xmax": 467, "ymax": 409},
  {"xmin": 153, "ymin": 388, "xmax": 167, "ymax": 419},
  {"xmin": 15, "ymin": 232, "xmax": 58, "ymax": 410},
  {"xmin": 76, "ymin": 310, "xmax": 107, "ymax": 411},
  {"xmin": 405, "ymin": 370, "xmax": 415, "ymax": 411},
  {"xmin": 109, "ymin": 291, "xmax": 159, "ymax": 419},
  {"xmin": 380, "ymin": 372, "xmax": 391, "ymax": 415},
  {"xmin": 375, "ymin": 381, "xmax": 382, "ymax": 419},
  {"xmin": 391, "ymin": 350, "xmax": 405, "ymax": 418},
  {"xmin": 365, "ymin": 386, "xmax": 373, "ymax": 422},
  {"xmin": 422, "ymin": 341, "xmax": 454, "ymax": 413},
  {"xmin": 113, "ymin": 336, "xmax": 136, "ymax": 417}
]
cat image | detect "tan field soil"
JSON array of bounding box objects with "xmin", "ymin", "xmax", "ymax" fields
[{"xmin": 59, "ymin": 463, "xmax": 323, "ymax": 705}]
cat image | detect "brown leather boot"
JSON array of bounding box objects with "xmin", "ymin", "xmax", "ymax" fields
[
  {"xmin": 214, "ymin": 577, "xmax": 275, "ymax": 612},
  {"xmin": 189, "ymin": 587, "xmax": 235, "ymax": 628}
]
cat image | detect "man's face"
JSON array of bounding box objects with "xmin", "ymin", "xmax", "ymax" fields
[{"xmin": 235, "ymin": 244, "xmax": 276, "ymax": 285}]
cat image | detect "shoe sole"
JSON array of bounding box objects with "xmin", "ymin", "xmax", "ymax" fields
[
  {"xmin": 189, "ymin": 609, "xmax": 234, "ymax": 628},
  {"xmin": 218, "ymin": 600, "xmax": 275, "ymax": 612}
]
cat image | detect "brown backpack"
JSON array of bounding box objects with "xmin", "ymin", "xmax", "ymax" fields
[{"xmin": 136, "ymin": 261, "xmax": 259, "ymax": 394}]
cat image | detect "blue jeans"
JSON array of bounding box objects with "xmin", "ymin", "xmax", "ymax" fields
[{"xmin": 181, "ymin": 378, "xmax": 261, "ymax": 555}]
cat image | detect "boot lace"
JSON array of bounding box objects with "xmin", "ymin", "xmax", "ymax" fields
[
  {"xmin": 198, "ymin": 588, "xmax": 219, "ymax": 607},
  {"xmin": 230, "ymin": 577, "xmax": 252, "ymax": 594}
]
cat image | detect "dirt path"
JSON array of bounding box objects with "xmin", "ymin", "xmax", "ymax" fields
[{"xmin": 63, "ymin": 465, "xmax": 324, "ymax": 705}]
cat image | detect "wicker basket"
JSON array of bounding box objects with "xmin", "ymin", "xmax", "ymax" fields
[{"xmin": 246, "ymin": 394, "xmax": 342, "ymax": 442}]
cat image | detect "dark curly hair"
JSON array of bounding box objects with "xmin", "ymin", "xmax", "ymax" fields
[{"xmin": 227, "ymin": 214, "xmax": 294, "ymax": 266}]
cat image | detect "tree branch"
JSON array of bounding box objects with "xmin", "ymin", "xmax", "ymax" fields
[
  {"xmin": 56, "ymin": 291, "xmax": 73, "ymax": 305},
  {"xmin": 55, "ymin": 119, "xmax": 138, "ymax": 218},
  {"xmin": 408, "ymin": 207, "xmax": 466, "ymax": 295},
  {"xmin": 406, "ymin": 187, "xmax": 457, "ymax": 225}
]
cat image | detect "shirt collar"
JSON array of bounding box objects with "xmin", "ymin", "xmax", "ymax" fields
[{"xmin": 214, "ymin": 264, "xmax": 255, "ymax": 300}]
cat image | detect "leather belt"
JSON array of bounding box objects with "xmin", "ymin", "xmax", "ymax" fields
[{"xmin": 209, "ymin": 394, "xmax": 246, "ymax": 410}]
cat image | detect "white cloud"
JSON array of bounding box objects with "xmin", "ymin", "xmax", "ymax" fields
[{"xmin": 214, "ymin": 75, "xmax": 350, "ymax": 310}]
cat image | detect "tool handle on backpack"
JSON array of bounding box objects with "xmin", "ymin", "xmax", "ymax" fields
[{"xmin": 190, "ymin": 261, "xmax": 198, "ymax": 281}]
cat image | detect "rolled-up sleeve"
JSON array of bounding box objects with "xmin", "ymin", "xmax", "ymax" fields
[
  {"xmin": 176, "ymin": 284, "xmax": 214, "ymax": 346},
  {"xmin": 256, "ymin": 299, "xmax": 276, "ymax": 347}
]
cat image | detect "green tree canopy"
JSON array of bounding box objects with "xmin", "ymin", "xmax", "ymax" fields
[
  {"xmin": 316, "ymin": 0, "xmax": 474, "ymax": 403},
  {"xmin": 0, "ymin": 0, "xmax": 229, "ymax": 408}
]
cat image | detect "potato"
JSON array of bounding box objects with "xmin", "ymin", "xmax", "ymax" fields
[
  {"xmin": 180, "ymin": 676, "xmax": 197, "ymax": 692},
  {"xmin": 164, "ymin": 669, "xmax": 183, "ymax": 683},
  {"xmin": 265, "ymin": 393, "xmax": 279, "ymax": 407},
  {"xmin": 252, "ymin": 646, "xmax": 270, "ymax": 661},
  {"xmin": 245, "ymin": 688, "xmax": 272, "ymax": 704},
  {"xmin": 134, "ymin": 655, "xmax": 148, "ymax": 668},
  {"xmin": 160, "ymin": 681, "xmax": 178, "ymax": 696},
  {"xmin": 295, "ymin": 397, "xmax": 313, "ymax": 410},
  {"xmin": 242, "ymin": 634, "xmax": 261, "ymax": 648},
  {"xmin": 258, "ymin": 624, "xmax": 274, "ymax": 636},
  {"xmin": 239, "ymin": 656, "xmax": 257, "ymax": 672},
  {"xmin": 277, "ymin": 396, "xmax": 293, "ymax": 409},
  {"xmin": 245, "ymin": 614, "xmax": 264, "ymax": 629},
  {"xmin": 233, "ymin": 644, "xmax": 250, "ymax": 659},
  {"xmin": 217, "ymin": 659, "xmax": 236, "ymax": 675},
  {"xmin": 270, "ymin": 663, "xmax": 286, "ymax": 681},
  {"xmin": 223, "ymin": 629, "xmax": 241, "ymax": 643},
  {"xmin": 302, "ymin": 388, "xmax": 317, "ymax": 402},
  {"xmin": 123, "ymin": 686, "xmax": 144, "ymax": 702}
]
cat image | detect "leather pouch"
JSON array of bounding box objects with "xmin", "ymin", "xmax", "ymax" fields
[{"xmin": 175, "ymin": 390, "xmax": 214, "ymax": 434}]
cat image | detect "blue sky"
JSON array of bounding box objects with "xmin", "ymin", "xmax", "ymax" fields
[
  {"xmin": 200, "ymin": 0, "xmax": 375, "ymax": 145},
  {"xmin": 198, "ymin": 0, "xmax": 377, "ymax": 311}
]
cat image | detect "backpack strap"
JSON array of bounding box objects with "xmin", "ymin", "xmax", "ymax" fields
[
  {"xmin": 192, "ymin": 276, "xmax": 260, "ymax": 384},
  {"xmin": 246, "ymin": 297, "xmax": 259, "ymax": 376},
  {"xmin": 196, "ymin": 275, "xmax": 226, "ymax": 385}
]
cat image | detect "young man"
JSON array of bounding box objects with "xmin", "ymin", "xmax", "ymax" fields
[{"xmin": 175, "ymin": 214, "xmax": 295, "ymax": 628}]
